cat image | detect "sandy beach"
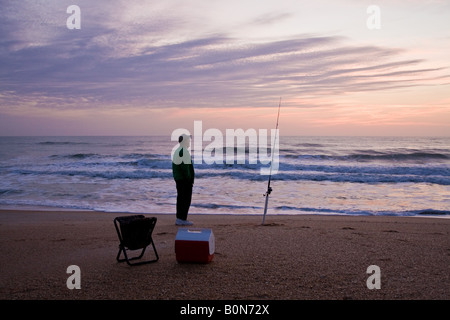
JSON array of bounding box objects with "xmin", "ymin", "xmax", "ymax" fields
[{"xmin": 0, "ymin": 208, "xmax": 448, "ymax": 300}]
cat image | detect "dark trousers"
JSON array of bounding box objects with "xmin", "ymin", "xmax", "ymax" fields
[{"xmin": 176, "ymin": 179, "xmax": 193, "ymax": 220}]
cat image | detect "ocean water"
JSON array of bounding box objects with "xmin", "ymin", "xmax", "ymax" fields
[{"xmin": 0, "ymin": 136, "xmax": 449, "ymax": 217}]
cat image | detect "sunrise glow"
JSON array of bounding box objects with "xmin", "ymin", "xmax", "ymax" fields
[{"xmin": 0, "ymin": 1, "xmax": 449, "ymax": 136}]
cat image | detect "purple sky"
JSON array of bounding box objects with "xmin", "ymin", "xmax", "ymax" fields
[{"xmin": 1, "ymin": 0, "xmax": 449, "ymax": 136}]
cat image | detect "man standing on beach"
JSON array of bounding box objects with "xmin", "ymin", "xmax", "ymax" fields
[{"xmin": 172, "ymin": 134, "xmax": 195, "ymax": 226}]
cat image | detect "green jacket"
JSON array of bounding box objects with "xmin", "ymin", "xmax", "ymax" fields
[{"xmin": 172, "ymin": 147, "xmax": 195, "ymax": 182}]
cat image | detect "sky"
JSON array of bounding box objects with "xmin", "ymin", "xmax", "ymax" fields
[{"xmin": 0, "ymin": 0, "xmax": 449, "ymax": 136}]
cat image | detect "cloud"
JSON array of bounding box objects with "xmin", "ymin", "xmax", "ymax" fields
[
  {"xmin": 250, "ymin": 12, "xmax": 294, "ymax": 25},
  {"xmin": 0, "ymin": 1, "xmax": 448, "ymax": 115}
]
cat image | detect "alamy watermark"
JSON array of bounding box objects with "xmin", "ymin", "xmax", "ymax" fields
[
  {"xmin": 66, "ymin": 5, "xmax": 81, "ymax": 30},
  {"xmin": 66, "ymin": 265, "xmax": 81, "ymax": 289},
  {"xmin": 64, "ymin": 263, "xmax": 381, "ymax": 292},
  {"xmin": 367, "ymin": 5, "xmax": 381, "ymax": 30},
  {"xmin": 366, "ymin": 265, "xmax": 381, "ymax": 289},
  {"xmin": 171, "ymin": 121, "xmax": 279, "ymax": 175},
  {"xmin": 65, "ymin": 4, "xmax": 381, "ymax": 31}
]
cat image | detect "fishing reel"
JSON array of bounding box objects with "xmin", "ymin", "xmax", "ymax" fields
[{"xmin": 264, "ymin": 186, "xmax": 273, "ymax": 196}]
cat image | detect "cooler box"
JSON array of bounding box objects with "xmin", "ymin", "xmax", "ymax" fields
[{"xmin": 175, "ymin": 228, "xmax": 215, "ymax": 263}]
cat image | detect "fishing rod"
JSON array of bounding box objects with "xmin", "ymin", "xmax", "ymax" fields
[{"xmin": 262, "ymin": 97, "xmax": 281, "ymax": 225}]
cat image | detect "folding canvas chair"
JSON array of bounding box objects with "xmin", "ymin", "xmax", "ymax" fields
[{"xmin": 114, "ymin": 215, "xmax": 159, "ymax": 266}]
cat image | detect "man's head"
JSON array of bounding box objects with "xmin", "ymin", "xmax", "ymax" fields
[{"xmin": 179, "ymin": 134, "xmax": 191, "ymax": 148}]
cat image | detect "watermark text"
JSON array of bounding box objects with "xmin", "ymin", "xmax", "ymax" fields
[{"xmin": 171, "ymin": 121, "xmax": 279, "ymax": 175}]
